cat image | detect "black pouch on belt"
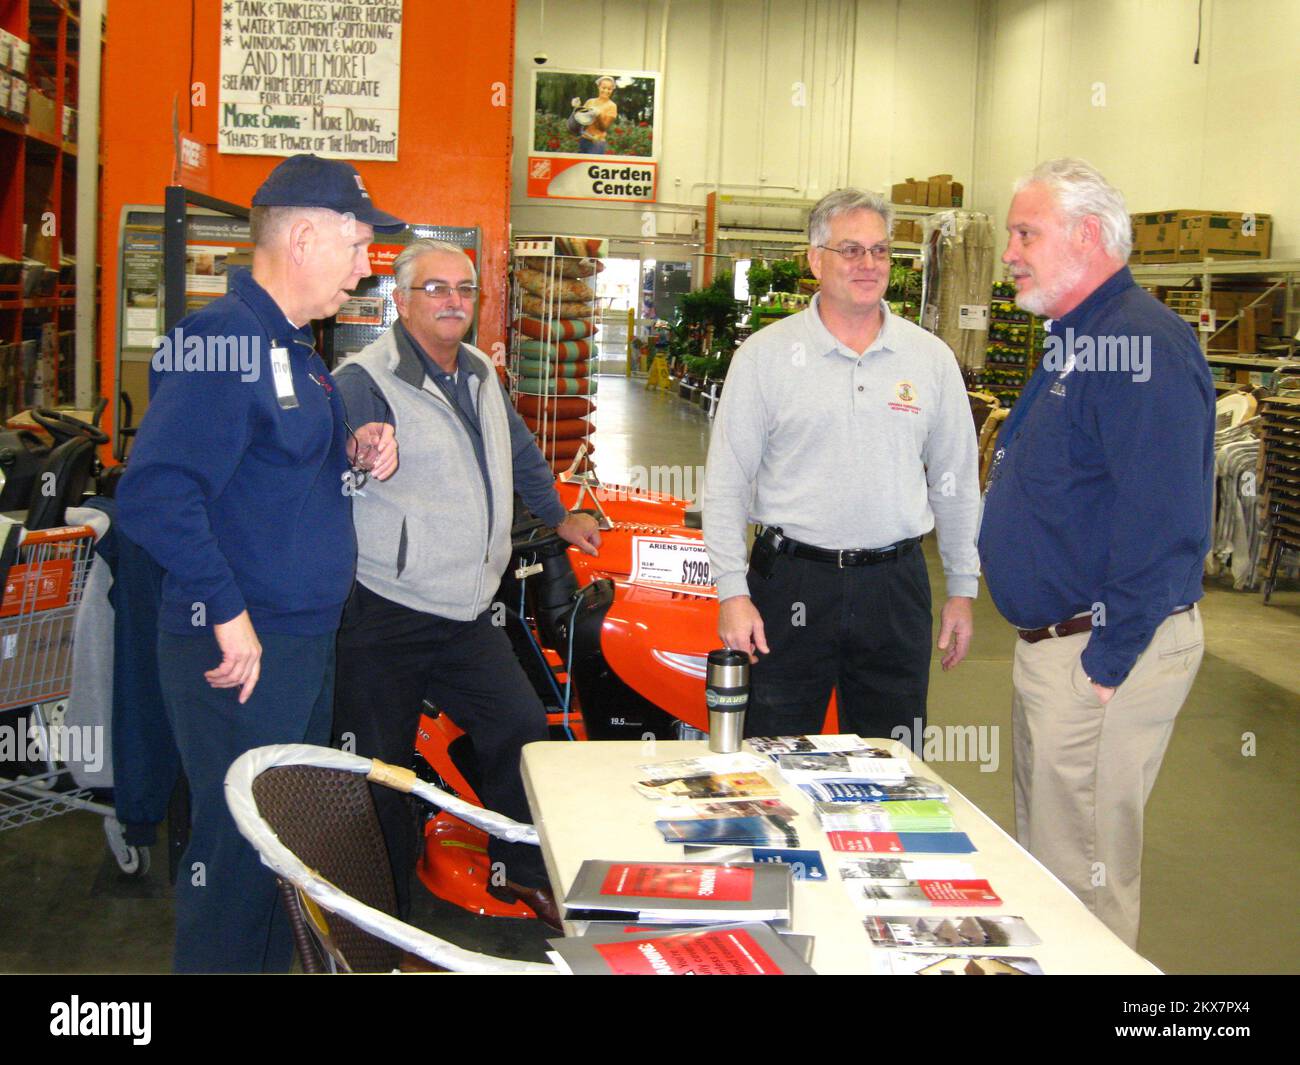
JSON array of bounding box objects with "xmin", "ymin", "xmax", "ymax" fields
[{"xmin": 749, "ymin": 527, "xmax": 781, "ymax": 580}]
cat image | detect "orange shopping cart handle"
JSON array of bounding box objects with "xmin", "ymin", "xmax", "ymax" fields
[{"xmin": 15, "ymin": 525, "xmax": 97, "ymax": 546}]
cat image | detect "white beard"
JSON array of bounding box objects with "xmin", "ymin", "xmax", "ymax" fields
[{"xmin": 1014, "ymin": 252, "xmax": 1087, "ymax": 317}]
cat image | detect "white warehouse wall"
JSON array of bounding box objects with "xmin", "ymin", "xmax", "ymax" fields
[
  {"xmin": 973, "ymin": 0, "xmax": 1300, "ymax": 259},
  {"xmin": 512, "ymin": 0, "xmax": 983, "ymax": 261}
]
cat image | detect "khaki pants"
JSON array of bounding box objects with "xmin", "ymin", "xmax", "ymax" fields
[{"xmin": 1011, "ymin": 608, "xmax": 1204, "ymax": 948}]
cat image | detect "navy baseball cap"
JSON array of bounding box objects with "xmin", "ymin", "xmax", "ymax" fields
[{"xmin": 252, "ymin": 154, "xmax": 406, "ymax": 233}]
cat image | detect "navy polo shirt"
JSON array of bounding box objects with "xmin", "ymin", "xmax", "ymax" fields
[{"xmin": 978, "ymin": 267, "xmax": 1215, "ymax": 686}]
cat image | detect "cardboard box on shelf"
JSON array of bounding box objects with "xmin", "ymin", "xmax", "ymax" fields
[
  {"xmin": 0, "ymin": 73, "xmax": 10, "ymax": 116},
  {"xmin": 0, "ymin": 29, "xmax": 12, "ymax": 70},
  {"xmin": 1177, "ymin": 212, "xmax": 1271, "ymax": 260},
  {"xmin": 10, "ymin": 36, "xmax": 29, "ymax": 77},
  {"xmin": 892, "ymin": 181, "xmax": 919, "ymax": 205},
  {"xmin": 62, "ymin": 105, "xmax": 76, "ymax": 142},
  {"xmin": 9, "ymin": 76, "xmax": 26, "ymax": 120},
  {"xmin": 1131, "ymin": 210, "xmax": 1273, "ymax": 262},
  {"xmin": 26, "ymin": 88, "xmax": 56, "ymax": 137},
  {"xmin": 891, "ymin": 219, "xmax": 924, "ymax": 244}
]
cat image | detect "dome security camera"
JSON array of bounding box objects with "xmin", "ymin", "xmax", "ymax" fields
[{"xmin": 533, "ymin": 52, "xmax": 549, "ymax": 65}]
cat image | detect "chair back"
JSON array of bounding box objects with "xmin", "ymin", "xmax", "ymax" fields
[{"xmin": 251, "ymin": 764, "xmax": 403, "ymax": 973}]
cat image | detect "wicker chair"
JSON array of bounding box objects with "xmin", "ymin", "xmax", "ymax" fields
[{"xmin": 225, "ymin": 744, "xmax": 556, "ymax": 974}]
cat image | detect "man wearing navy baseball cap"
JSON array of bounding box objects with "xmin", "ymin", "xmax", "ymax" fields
[{"xmin": 118, "ymin": 154, "xmax": 405, "ymax": 973}]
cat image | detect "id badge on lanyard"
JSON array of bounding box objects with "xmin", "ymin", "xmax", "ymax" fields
[{"xmin": 270, "ymin": 345, "xmax": 299, "ymax": 409}]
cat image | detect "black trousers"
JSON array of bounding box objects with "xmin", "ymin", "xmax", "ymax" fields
[
  {"xmin": 332, "ymin": 582, "xmax": 549, "ymax": 916},
  {"xmin": 743, "ymin": 542, "xmax": 932, "ymax": 742}
]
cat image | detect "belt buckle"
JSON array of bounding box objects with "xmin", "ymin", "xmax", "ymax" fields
[
  {"xmin": 837, "ymin": 549, "xmax": 846, "ymax": 569},
  {"xmin": 1048, "ymin": 622, "xmax": 1063, "ymax": 638}
]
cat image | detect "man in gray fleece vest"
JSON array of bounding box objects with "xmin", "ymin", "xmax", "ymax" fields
[
  {"xmin": 702, "ymin": 188, "xmax": 981, "ymax": 743},
  {"xmin": 331, "ymin": 239, "xmax": 600, "ymax": 928}
]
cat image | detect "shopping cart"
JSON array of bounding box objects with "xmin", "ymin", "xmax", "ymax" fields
[{"xmin": 0, "ymin": 522, "xmax": 146, "ymax": 874}]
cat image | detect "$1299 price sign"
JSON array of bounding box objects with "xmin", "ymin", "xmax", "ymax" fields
[{"xmin": 630, "ymin": 537, "xmax": 716, "ymax": 595}]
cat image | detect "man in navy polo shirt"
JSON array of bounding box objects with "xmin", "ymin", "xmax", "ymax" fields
[
  {"xmin": 118, "ymin": 155, "xmax": 404, "ymax": 972},
  {"xmin": 979, "ymin": 158, "xmax": 1214, "ymax": 948}
]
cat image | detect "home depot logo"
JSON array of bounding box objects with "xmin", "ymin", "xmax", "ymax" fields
[{"xmin": 530, "ymin": 158, "xmax": 552, "ymax": 180}]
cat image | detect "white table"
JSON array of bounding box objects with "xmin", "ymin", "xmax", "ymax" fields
[{"xmin": 521, "ymin": 738, "xmax": 1161, "ymax": 975}]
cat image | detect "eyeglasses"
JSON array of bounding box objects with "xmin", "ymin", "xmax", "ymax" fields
[
  {"xmin": 308, "ymin": 369, "xmax": 392, "ymax": 492},
  {"xmin": 817, "ymin": 242, "xmax": 892, "ymax": 263},
  {"xmin": 412, "ymin": 280, "xmax": 479, "ymax": 301}
]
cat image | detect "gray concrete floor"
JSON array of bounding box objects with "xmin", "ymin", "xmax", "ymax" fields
[{"xmin": 1, "ymin": 374, "xmax": 1296, "ymax": 974}]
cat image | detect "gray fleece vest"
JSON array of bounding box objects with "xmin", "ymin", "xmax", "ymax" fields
[{"xmin": 337, "ymin": 328, "xmax": 514, "ymax": 621}]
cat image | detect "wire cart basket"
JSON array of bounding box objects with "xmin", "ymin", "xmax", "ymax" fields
[{"xmin": 0, "ymin": 523, "xmax": 144, "ymax": 873}]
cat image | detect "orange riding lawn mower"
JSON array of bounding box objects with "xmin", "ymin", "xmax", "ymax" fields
[{"xmin": 413, "ymin": 454, "xmax": 840, "ymax": 920}]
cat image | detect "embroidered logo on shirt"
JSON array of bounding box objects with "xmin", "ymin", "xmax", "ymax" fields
[
  {"xmin": 1050, "ymin": 380, "xmax": 1067, "ymax": 397},
  {"xmin": 888, "ymin": 380, "xmax": 921, "ymax": 414}
]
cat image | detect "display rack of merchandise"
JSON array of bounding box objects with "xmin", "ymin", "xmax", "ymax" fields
[
  {"xmin": 919, "ymin": 210, "xmax": 995, "ymax": 371},
  {"xmin": 0, "ymin": 1, "xmax": 86, "ymax": 418},
  {"xmin": 1258, "ymin": 395, "xmax": 1300, "ymax": 604},
  {"xmin": 509, "ymin": 236, "xmax": 605, "ymax": 474},
  {"xmin": 1130, "ymin": 259, "xmax": 1300, "ymax": 364},
  {"xmin": 975, "ymin": 281, "xmax": 1043, "ymax": 408}
]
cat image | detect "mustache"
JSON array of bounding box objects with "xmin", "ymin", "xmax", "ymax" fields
[{"xmin": 436, "ymin": 310, "xmax": 469, "ymax": 320}]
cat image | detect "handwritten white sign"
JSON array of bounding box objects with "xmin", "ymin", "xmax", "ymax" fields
[{"xmin": 218, "ymin": 0, "xmax": 402, "ymax": 161}]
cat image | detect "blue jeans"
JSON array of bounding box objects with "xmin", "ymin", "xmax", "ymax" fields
[
  {"xmin": 579, "ymin": 138, "xmax": 607, "ymax": 154},
  {"xmin": 159, "ymin": 628, "xmax": 336, "ymax": 973}
]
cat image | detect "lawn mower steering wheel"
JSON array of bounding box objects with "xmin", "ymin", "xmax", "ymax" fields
[
  {"xmin": 510, "ymin": 517, "xmax": 568, "ymax": 555},
  {"xmin": 32, "ymin": 408, "xmax": 110, "ymax": 446}
]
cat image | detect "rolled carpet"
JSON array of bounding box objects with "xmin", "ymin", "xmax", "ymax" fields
[{"xmin": 514, "ymin": 394, "xmax": 594, "ymax": 419}]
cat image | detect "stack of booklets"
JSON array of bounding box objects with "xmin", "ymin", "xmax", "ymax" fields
[
  {"xmin": 798, "ymin": 777, "xmax": 948, "ymax": 803},
  {"xmin": 561, "ymin": 860, "xmax": 795, "ymax": 926},
  {"xmin": 877, "ymin": 951, "xmax": 1044, "ymax": 975},
  {"xmin": 546, "ymin": 922, "xmax": 816, "ymax": 976},
  {"xmin": 771, "ymin": 748, "xmax": 912, "ymax": 787},
  {"xmin": 813, "ymin": 800, "xmax": 955, "ymax": 834},
  {"xmin": 633, "ymin": 753, "xmax": 777, "ymax": 803},
  {"xmin": 863, "ymin": 913, "xmax": 1040, "ymax": 949},
  {"xmin": 840, "ymin": 855, "xmax": 1000, "ymax": 908},
  {"xmin": 826, "ymin": 829, "xmax": 976, "ymax": 854},
  {"xmin": 653, "ymin": 799, "xmax": 801, "ymax": 847},
  {"xmin": 748, "ymin": 734, "xmax": 870, "ymax": 755}
]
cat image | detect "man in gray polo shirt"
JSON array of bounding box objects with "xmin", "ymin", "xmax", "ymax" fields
[{"xmin": 702, "ymin": 188, "xmax": 980, "ymax": 741}]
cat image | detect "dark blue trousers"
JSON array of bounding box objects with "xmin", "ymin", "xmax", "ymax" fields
[{"xmin": 158, "ymin": 629, "xmax": 335, "ymax": 974}]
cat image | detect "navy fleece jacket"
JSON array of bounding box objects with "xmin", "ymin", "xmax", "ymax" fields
[{"xmin": 117, "ymin": 269, "xmax": 356, "ymax": 636}]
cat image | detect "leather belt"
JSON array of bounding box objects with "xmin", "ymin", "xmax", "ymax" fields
[
  {"xmin": 760, "ymin": 527, "xmax": 922, "ymax": 568},
  {"xmin": 1017, "ymin": 603, "xmax": 1194, "ymax": 644}
]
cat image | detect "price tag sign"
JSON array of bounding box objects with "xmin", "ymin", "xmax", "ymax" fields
[{"xmin": 629, "ymin": 536, "xmax": 716, "ymax": 595}]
